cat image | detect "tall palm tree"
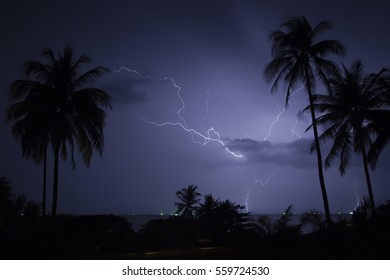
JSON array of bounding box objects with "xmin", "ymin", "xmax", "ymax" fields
[
  {"xmin": 367, "ymin": 110, "xmax": 390, "ymax": 165},
  {"xmin": 7, "ymin": 89, "xmax": 50, "ymax": 216},
  {"xmin": 309, "ymin": 60, "xmax": 390, "ymax": 215},
  {"xmin": 175, "ymin": 184, "xmax": 201, "ymax": 219},
  {"xmin": 366, "ymin": 70, "xmax": 390, "ymax": 165},
  {"xmin": 264, "ymin": 16, "xmax": 345, "ymax": 226},
  {"xmin": 8, "ymin": 45, "xmax": 111, "ymax": 216}
]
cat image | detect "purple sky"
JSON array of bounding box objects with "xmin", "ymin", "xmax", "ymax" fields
[{"xmin": 1, "ymin": 0, "xmax": 390, "ymax": 215}]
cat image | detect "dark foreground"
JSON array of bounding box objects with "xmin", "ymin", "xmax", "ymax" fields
[{"xmin": 1, "ymin": 210, "xmax": 390, "ymax": 260}]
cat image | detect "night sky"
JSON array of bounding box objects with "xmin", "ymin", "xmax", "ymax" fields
[{"xmin": 1, "ymin": 0, "xmax": 390, "ymax": 215}]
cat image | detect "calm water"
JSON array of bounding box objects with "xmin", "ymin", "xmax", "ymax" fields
[{"xmin": 125, "ymin": 213, "xmax": 352, "ymax": 233}]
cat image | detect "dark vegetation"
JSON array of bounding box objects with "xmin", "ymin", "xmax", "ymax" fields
[
  {"xmin": 2, "ymin": 16, "xmax": 390, "ymax": 259},
  {"xmin": 1, "ymin": 181, "xmax": 390, "ymax": 259}
]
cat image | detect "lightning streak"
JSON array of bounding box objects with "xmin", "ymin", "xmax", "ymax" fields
[
  {"xmin": 254, "ymin": 167, "xmax": 283, "ymax": 186},
  {"xmin": 290, "ymin": 119, "xmax": 302, "ymax": 142},
  {"xmin": 245, "ymin": 167, "xmax": 283, "ymax": 212},
  {"xmin": 114, "ymin": 67, "xmax": 243, "ymax": 158},
  {"xmin": 354, "ymin": 182, "xmax": 361, "ymax": 210},
  {"xmin": 263, "ymin": 105, "xmax": 286, "ymax": 141},
  {"xmin": 263, "ymin": 83, "xmax": 306, "ymax": 141},
  {"xmin": 142, "ymin": 118, "xmax": 242, "ymax": 157}
]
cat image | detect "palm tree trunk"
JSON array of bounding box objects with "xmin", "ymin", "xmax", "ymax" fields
[
  {"xmin": 51, "ymin": 144, "xmax": 60, "ymax": 217},
  {"xmin": 361, "ymin": 145, "xmax": 376, "ymax": 215},
  {"xmin": 305, "ymin": 66, "xmax": 332, "ymax": 226},
  {"xmin": 42, "ymin": 148, "xmax": 47, "ymax": 217}
]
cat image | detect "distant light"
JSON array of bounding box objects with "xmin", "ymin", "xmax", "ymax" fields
[
  {"xmin": 174, "ymin": 213, "xmax": 178, "ymax": 216},
  {"xmin": 20, "ymin": 213, "xmax": 24, "ymax": 217},
  {"xmin": 160, "ymin": 213, "xmax": 164, "ymax": 216},
  {"xmin": 349, "ymin": 212, "xmax": 354, "ymax": 215},
  {"xmin": 338, "ymin": 212, "xmax": 341, "ymax": 215}
]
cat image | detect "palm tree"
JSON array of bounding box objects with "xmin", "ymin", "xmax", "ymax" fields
[
  {"xmin": 213, "ymin": 199, "xmax": 249, "ymax": 230},
  {"xmin": 175, "ymin": 184, "xmax": 201, "ymax": 219},
  {"xmin": 8, "ymin": 45, "xmax": 111, "ymax": 216},
  {"xmin": 367, "ymin": 110, "xmax": 390, "ymax": 165},
  {"xmin": 198, "ymin": 193, "xmax": 219, "ymax": 218},
  {"xmin": 366, "ymin": 70, "xmax": 390, "ymax": 165},
  {"xmin": 264, "ymin": 16, "xmax": 345, "ymax": 226},
  {"xmin": 7, "ymin": 89, "xmax": 50, "ymax": 216},
  {"xmin": 309, "ymin": 60, "xmax": 390, "ymax": 215}
]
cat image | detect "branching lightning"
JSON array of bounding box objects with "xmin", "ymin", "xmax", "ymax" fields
[
  {"xmin": 114, "ymin": 68, "xmax": 309, "ymax": 212},
  {"xmin": 246, "ymin": 83, "xmax": 306, "ymax": 211},
  {"xmin": 114, "ymin": 67, "xmax": 243, "ymax": 158}
]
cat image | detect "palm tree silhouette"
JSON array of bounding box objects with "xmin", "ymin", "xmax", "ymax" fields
[
  {"xmin": 264, "ymin": 16, "xmax": 345, "ymax": 225},
  {"xmin": 175, "ymin": 184, "xmax": 201, "ymax": 219},
  {"xmin": 368, "ymin": 110, "xmax": 390, "ymax": 166},
  {"xmin": 198, "ymin": 193, "xmax": 219, "ymax": 218},
  {"xmin": 7, "ymin": 86, "xmax": 50, "ymax": 216},
  {"xmin": 8, "ymin": 45, "xmax": 111, "ymax": 216},
  {"xmin": 309, "ymin": 60, "xmax": 390, "ymax": 215},
  {"xmin": 366, "ymin": 70, "xmax": 390, "ymax": 166}
]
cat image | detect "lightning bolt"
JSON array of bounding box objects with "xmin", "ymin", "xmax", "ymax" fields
[
  {"xmin": 246, "ymin": 84, "xmax": 307, "ymax": 210},
  {"xmin": 263, "ymin": 83, "xmax": 306, "ymax": 141},
  {"xmin": 254, "ymin": 167, "xmax": 283, "ymax": 185},
  {"xmin": 245, "ymin": 167, "xmax": 283, "ymax": 212},
  {"xmin": 114, "ymin": 67, "xmax": 243, "ymax": 158},
  {"xmin": 353, "ymin": 182, "xmax": 361, "ymax": 211},
  {"xmin": 290, "ymin": 119, "xmax": 302, "ymax": 142},
  {"xmin": 263, "ymin": 101, "xmax": 286, "ymax": 141}
]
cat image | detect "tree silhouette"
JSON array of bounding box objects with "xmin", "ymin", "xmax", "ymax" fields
[
  {"xmin": 366, "ymin": 70, "xmax": 390, "ymax": 166},
  {"xmin": 175, "ymin": 185, "xmax": 201, "ymax": 219},
  {"xmin": 309, "ymin": 60, "xmax": 390, "ymax": 215},
  {"xmin": 197, "ymin": 193, "xmax": 219, "ymax": 218},
  {"xmin": 7, "ymin": 82, "xmax": 50, "ymax": 216},
  {"xmin": 264, "ymin": 16, "xmax": 345, "ymax": 226},
  {"xmin": 213, "ymin": 199, "xmax": 249, "ymax": 231},
  {"xmin": 8, "ymin": 45, "xmax": 111, "ymax": 216},
  {"xmin": 0, "ymin": 177, "xmax": 13, "ymax": 221}
]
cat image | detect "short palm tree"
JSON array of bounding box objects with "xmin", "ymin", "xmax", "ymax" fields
[
  {"xmin": 309, "ymin": 60, "xmax": 389, "ymax": 215},
  {"xmin": 175, "ymin": 185, "xmax": 201, "ymax": 219},
  {"xmin": 197, "ymin": 193, "xmax": 219, "ymax": 218},
  {"xmin": 8, "ymin": 45, "xmax": 111, "ymax": 216},
  {"xmin": 264, "ymin": 16, "xmax": 345, "ymax": 225}
]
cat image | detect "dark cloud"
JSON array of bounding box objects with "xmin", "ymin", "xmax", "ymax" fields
[
  {"xmin": 100, "ymin": 77, "xmax": 148, "ymax": 105},
  {"xmin": 99, "ymin": 69, "xmax": 164, "ymax": 106},
  {"xmin": 225, "ymin": 138, "xmax": 317, "ymax": 168}
]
